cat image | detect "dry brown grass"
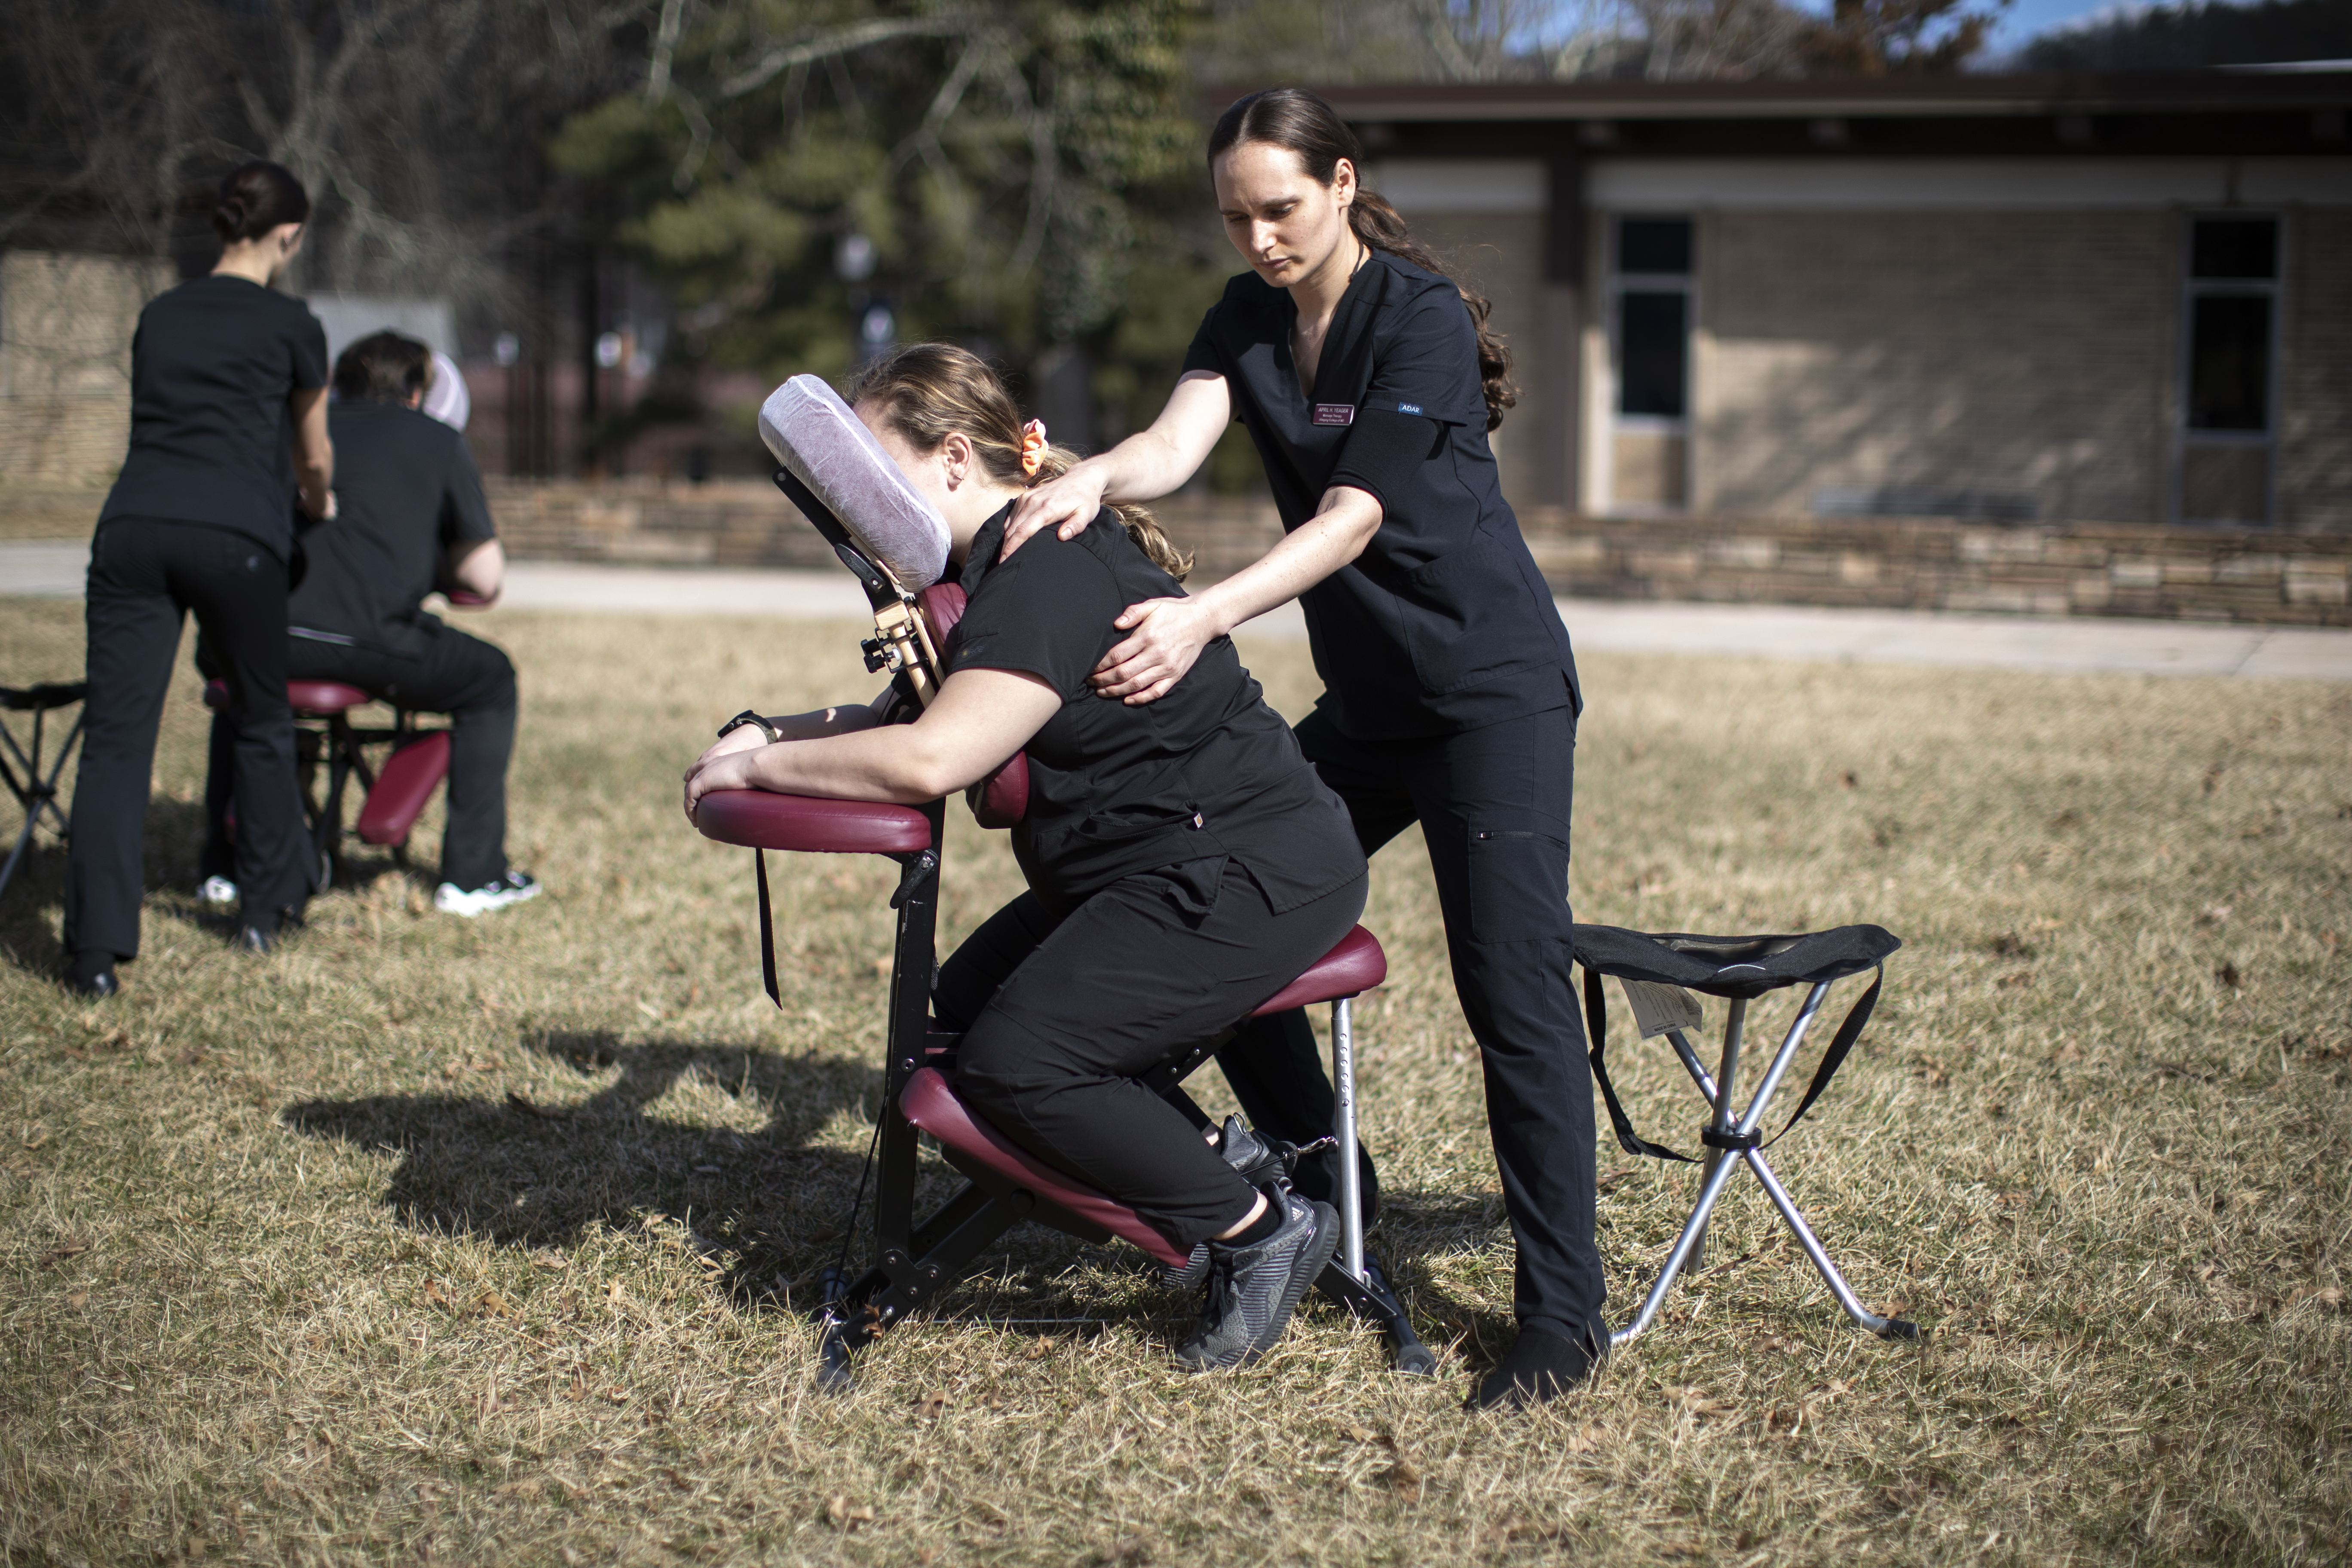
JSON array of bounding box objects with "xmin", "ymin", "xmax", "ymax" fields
[{"xmin": 2, "ymin": 596, "xmax": 2348, "ymax": 1567}]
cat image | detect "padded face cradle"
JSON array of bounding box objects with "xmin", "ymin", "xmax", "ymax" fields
[{"xmin": 759, "ymin": 374, "xmax": 951, "ymax": 590}]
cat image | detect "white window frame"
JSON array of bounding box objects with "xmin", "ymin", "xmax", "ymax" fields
[
  {"xmin": 1602, "ymin": 213, "xmax": 1697, "ymax": 515},
  {"xmin": 2174, "ymin": 209, "xmax": 2285, "ymax": 528}
]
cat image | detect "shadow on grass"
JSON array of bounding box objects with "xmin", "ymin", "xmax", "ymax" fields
[
  {"xmin": 282, "ymin": 1028, "xmax": 888, "ymax": 1260},
  {"xmin": 276, "ymin": 1027, "xmax": 1515, "ymax": 1350}
]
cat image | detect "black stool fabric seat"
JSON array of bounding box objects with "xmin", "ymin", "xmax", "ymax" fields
[
  {"xmin": 2, "ymin": 682, "xmax": 89, "ymax": 713},
  {"xmin": 1571, "ymin": 923, "xmax": 1900, "ymax": 1000}
]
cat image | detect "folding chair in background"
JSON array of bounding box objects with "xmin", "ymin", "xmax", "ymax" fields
[
  {"xmin": 0, "ymin": 681, "xmax": 86, "ymax": 905},
  {"xmin": 1572, "ymin": 923, "xmax": 1921, "ymax": 1348}
]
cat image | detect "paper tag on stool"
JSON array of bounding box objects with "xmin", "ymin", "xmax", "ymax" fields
[{"xmin": 1620, "ymin": 978, "xmax": 1703, "ymax": 1039}]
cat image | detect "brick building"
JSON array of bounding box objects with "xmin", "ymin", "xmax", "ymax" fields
[{"xmin": 1313, "ymin": 69, "xmax": 2352, "ymax": 535}]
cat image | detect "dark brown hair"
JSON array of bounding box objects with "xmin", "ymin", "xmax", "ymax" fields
[
  {"xmin": 1209, "ymin": 88, "xmax": 1517, "ymax": 432},
  {"xmin": 212, "ymin": 160, "xmax": 310, "ymax": 245},
  {"xmin": 333, "ymin": 331, "xmax": 433, "ymax": 404},
  {"xmin": 847, "ymin": 342, "xmax": 1193, "ymax": 582}
]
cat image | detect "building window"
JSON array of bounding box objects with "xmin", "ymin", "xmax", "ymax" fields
[
  {"xmin": 1607, "ymin": 216, "xmax": 1693, "ymax": 511},
  {"xmin": 2179, "ymin": 214, "xmax": 2279, "ymax": 525}
]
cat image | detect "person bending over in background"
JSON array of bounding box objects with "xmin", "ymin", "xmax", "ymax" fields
[
  {"xmin": 65, "ymin": 160, "xmax": 334, "ymax": 996},
  {"xmin": 198, "ymin": 331, "xmax": 537, "ymax": 917}
]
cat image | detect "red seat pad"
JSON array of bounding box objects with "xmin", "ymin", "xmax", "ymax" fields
[
  {"xmin": 356, "ymin": 731, "xmax": 450, "ymax": 846},
  {"xmin": 900, "ymin": 1067, "xmax": 1191, "ymax": 1269},
  {"xmin": 1250, "ymin": 925, "xmax": 1387, "ymax": 1017},
  {"xmin": 203, "ymin": 678, "xmax": 371, "ymax": 715},
  {"xmin": 694, "ymin": 789, "xmax": 932, "ymax": 855}
]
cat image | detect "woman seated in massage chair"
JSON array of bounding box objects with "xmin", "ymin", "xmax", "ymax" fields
[{"xmin": 681, "ymin": 343, "xmax": 1368, "ymax": 1371}]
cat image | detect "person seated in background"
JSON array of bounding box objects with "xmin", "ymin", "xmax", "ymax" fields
[{"xmin": 199, "ymin": 331, "xmax": 538, "ymax": 917}]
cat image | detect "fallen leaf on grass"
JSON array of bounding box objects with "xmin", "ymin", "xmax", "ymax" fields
[
  {"xmin": 2215, "ymin": 961, "xmax": 2242, "ymax": 990},
  {"xmin": 423, "ymin": 1280, "xmax": 452, "ymax": 1310},
  {"xmin": 2287, "ymin": 1283, "xmax": 2346, "ymax": 1312},
  {"xmin": 825, "ymin": 1495, "xmax": 876, "ymax": 1529},
  {"xmin": 1565, "ymin": 1422, "xmax": 1605, "ymax": 1452},
  {"xmin": 1672, "ymin": 1387, "xmax": 1737, "ymax": 1417},
  {"xmin": 39, "ymin": 1239, "xmax": 90, "ymax": 1267},
  {"xmin": 506, "ymin": 1092, "xmax": 568, "ymax": 1121},
  {"xmin": 66, "ymin": 1291, "xmax": 89, "ymax": 1311},
  {"xmin": 1380, "ymin": 1458, "xmax": 1424, "ymax": 1499},
  {"xmin": 606, "ymin": 1280, "xmax": 628, "ymax": 1308},
  {"xmin": 913, "ymin": 1389, "xmax": 951, "ymax": 1420},
  {"xmin": 21, "ymin": 1127, "xmax": 50, "ymax": 1152},
  {"xmin": 492, "ymin": 1477, "xmax": 542, "ymax": 1500},
  {"xmin": 477, "ymin": 1289, "xmax": 515, "ymax": 1318},
  {"xmin": 1024, "ymin": 1336, "xmax": 1055, "ymax": 1360},
  {"xmin": 172, "ymin": 1047, "xmax": 205, "ymax": 1067}
]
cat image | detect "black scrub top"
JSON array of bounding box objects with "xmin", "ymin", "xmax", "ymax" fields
[
  {"xmin": 99, "ymin": 276, "xmax": 330, "ymax": 561},
  {"xmin": 287, "ymin": 401, "xmax": 498, "ymax": 659},
  {"xmin": 1182, "ymin": 249, "xmax": 1579, "ymax": 741},
  {"xmin": 944, "ymin": 505, "xmax": 1364, "ymax": 917}
]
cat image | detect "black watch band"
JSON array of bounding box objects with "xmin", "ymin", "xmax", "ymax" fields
[{"xmin": 717, "ymin": 709, "xmax": 781, "ymax": 744}]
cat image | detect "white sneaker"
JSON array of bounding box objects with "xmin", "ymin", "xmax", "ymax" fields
[
  {"xmin": 198, "ymin": 876, "xmax": 239, "ymax": 909},
  {"xmin": 434, "ymin": 870, "xmax": 542, "ymax": 917}
]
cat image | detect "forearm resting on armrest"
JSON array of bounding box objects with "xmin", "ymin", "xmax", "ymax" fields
[{"xmin": 683, "ymin": 667, "xmax": 1058, "ymax": 821}]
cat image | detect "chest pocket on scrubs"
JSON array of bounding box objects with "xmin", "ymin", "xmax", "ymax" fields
[
  {"xmin": 1466, "ymin": 826, "xmax": 1572, "ymax": 944},
  {"xmin": 1403, "ymin": 534, "xmax": 1554, "ymax": 697}
]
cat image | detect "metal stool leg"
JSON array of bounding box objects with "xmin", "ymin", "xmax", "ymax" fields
[
  {"xmin": 1615, "ymin": 986, "xmax": 1916, "ymax": 1345},
  {"xmin": 1321, "ymin": 994, "xmax": 1438, "ymax": 1375}
]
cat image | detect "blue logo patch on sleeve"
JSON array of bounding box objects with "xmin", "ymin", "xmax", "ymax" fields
[{"xmin": 1396, "ymin": 401, "xmax": 1423, "ymax": 415}]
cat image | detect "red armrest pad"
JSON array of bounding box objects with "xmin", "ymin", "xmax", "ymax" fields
[{"xmin": 694, "ymin": 789, "xmax": 932, "ymax": 855}]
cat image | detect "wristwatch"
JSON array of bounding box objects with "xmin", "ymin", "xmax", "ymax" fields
[{"xmin": 717, "ymin": 709, "xmax": 782, "ymax": 744}]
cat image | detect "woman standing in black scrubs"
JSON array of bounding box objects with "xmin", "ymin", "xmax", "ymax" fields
[
  {"xmin": 1003, "ymin": 88, "xmax": 1602, "ymax": 1408},
  {"xmin": 64, "ymin": 161, "xmax": 334, "ymax": 995}
]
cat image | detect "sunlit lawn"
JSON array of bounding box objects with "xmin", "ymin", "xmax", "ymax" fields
[{"xmin": 2, "ymin": 597, "xmax": 2347, "ymax": 1565}]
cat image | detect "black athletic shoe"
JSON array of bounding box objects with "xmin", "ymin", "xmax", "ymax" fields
[
  {"xmin": 1467, "ymin": 1325, "xmax": 1604, "ymax": 1411},
  {"xmin": 1161, "ymin": 1117, "xmax": 1295, "ymax": 1292},
  {"xmin": 1176, "ymin": 1186, "xmax": 1338, "ymax": 1372},
  {"xmin": 65, "ymin": 951, "xmax": 119, "ymax": 998}
]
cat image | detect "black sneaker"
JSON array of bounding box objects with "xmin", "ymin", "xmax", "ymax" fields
[
  {"xmin": 1161, "ymin": 1117, "xmax": 1295, "ymax": 1292},
  {"xmin": 1175, "ymin": 1186, "xmax": 1338, "ymax": 1372},
  {"xmin": 435, "ymin": 870, "xmax": 541, "ymax": 918}
]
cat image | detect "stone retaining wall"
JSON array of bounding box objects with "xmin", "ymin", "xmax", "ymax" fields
[{"xmin": 480, "ymin": 479, "xmax": 2352, "ymax": 626}]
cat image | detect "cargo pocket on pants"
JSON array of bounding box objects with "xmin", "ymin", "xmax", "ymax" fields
[{"xmin": 1466, "ymin": 827, "xmax": 1571, "ymax": 945}]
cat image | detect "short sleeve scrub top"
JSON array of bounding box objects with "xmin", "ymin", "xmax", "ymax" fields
[{"xmin": 1181, "ymin": 248, "xmax": 1578, "ymax": 739}]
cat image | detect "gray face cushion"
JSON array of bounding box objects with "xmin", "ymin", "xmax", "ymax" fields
[{"xmin": 759, "ymin": 374, "xmax": 951, "ymax": 590}]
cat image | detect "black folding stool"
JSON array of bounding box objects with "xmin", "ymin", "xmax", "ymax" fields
[
  {"xmin": 1573, "ymin": 923, "xmax": 1920, "ymax": 1347},
  {"xmin": 0, "ymin": 682, "xmax": 87, "ymax": 904}
]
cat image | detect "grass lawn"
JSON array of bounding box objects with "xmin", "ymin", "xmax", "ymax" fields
[{"xmin": 2, "ymin": 597, "xmax": 2348, "ymax": 1566}]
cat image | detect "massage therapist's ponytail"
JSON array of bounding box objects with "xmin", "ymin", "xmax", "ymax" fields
[
  {"xmin": 847, "ymin": 343, "xmax": 1195, "ymax": 583},
  {"xmin": 1209, "ymin": 88, "xmax": 1518, "ymax": 433}
]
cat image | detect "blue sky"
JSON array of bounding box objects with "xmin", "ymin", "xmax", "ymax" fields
[{"xmin": 1978, "ymin": 0, "xmax": 2153, "ymax": 54}]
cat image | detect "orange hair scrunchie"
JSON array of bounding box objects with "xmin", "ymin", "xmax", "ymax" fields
[{"xmin": 1019, "ymin": 418, "xmax": 1048, "ymax": 479}]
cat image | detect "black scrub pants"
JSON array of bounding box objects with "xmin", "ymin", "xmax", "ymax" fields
[
  {"xmin": 933, "ymin": 858, "xmax": 1367, "ymax": 1253},
  {"xmin": 1216, "ymin": 704, "xmax": 1608, "ymax": 1348},
  {"xmin": 66, "ymin": 519, "xmax": 312, "ymax": 960},
  {"xmin": 200, "ymin": 622, "xmax": 518, "ymax": 891}
]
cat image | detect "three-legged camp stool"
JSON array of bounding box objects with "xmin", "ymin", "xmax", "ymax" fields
[
  {"xmin": 203, "ymin": 680, "xmax": 451, "ymax": 888},
  {"xmin": 0, "ymin": 681, "xmax": 86, "ymax": 905},
  {"xmin": 1574, "ymin": 923, "xmax": 1920, "ymax": 1347},
  {"xmin": 696, "ymin": 787, "xmax": 1438, "ymax": 1390}
]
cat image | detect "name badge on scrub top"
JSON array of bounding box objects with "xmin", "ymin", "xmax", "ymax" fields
[{"xmin": 1312, "ymin": 404, "xmax": 1355, "ymax": 427}]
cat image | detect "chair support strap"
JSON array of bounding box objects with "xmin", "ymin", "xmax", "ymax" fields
[
  {"xmin": 1583, "ymin": 964, "xmax": 1884, "ymax": 1163},
  {"xmin": 756, "ymin": 850, "xmax": 780, "ymax": 1008}
]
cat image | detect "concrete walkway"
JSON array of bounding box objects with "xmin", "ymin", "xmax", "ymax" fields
[{"xmin": 7, "ymin": 539, "xmax": 2348, "ymax": 681}]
